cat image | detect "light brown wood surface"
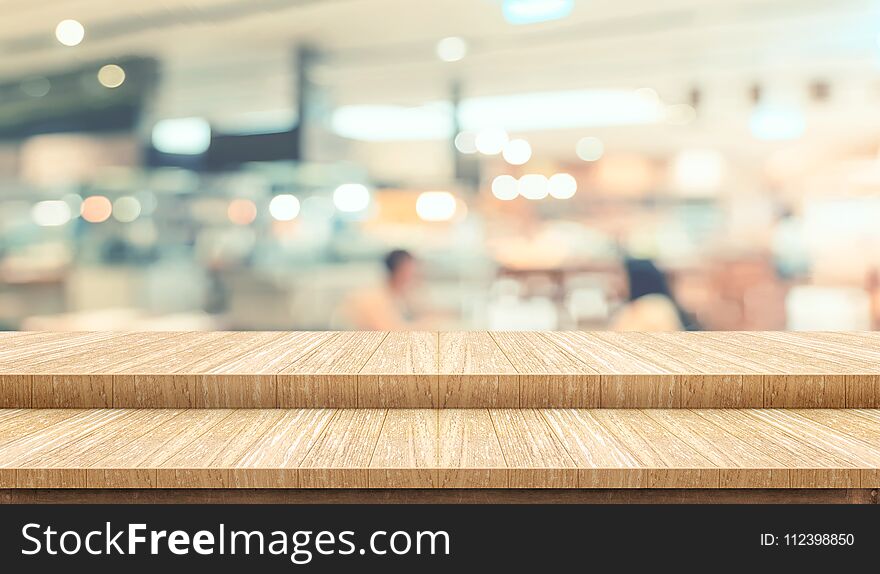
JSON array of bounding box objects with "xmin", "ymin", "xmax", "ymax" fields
[
  {"xmin": 0, "ymin": 408, "xmax": 878, "ymax": 489},
  {"xmin": 1, "ymin": 331, "xmax": 880, "ymax": 408}
]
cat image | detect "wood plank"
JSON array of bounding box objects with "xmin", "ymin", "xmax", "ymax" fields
[
  {"xmin": 230, "ymin": 409, "xmax": 336, "ymax": 488},
  {"xmin": 541, "ymin": 409, "xmax": 647, "ymax": 487},
  {"xmin": 157, "ymin": 410, "xmax": 288, "ymax": 488},
  {"xmin": 298, "ymin": 409, "xmax": 386, "ymax": 488},
  {"xmin": 546, "ymin": 332, "xmax": 679, "ymax": 408},
  {"xmin": 358, "ymin": 332, "xmax": 438, "ymax": 407},
  {"xmin": 277, "ymin": 331, "xmax": 386, "ymax": 407},
  {"xmin": 586, "ymin": 409, "xmax": 719, "ymax": 487},
  {"xmin": 491, "ymin": 332, "xmax": 599, "ymax": 407},
  {"xmin": 490, "ymin": 409, "xmax": 577, "ymax": 487},
  {"xmin": 370, "ymin": 409, "xmax": 438, "ymax": 488},
  {"xmin": 438, "ymin": 409, "xmax": 508, "ymax": 487},
  {"xmin": 438, "ymin": 332, "xmax": 518, "ymax": 407}
]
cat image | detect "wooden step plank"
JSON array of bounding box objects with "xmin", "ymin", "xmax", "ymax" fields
[
  {"xmin": 692, "ymin": 410, "xmax": 861, "ymax": 488},
  {"xmin": 438, "ymin": 409, "xmax": 507, "ymax": 487},
  {"xmin": 298, "ymin": 409, "xmax": 386, "ymax": 488},
  {"xmin": 545, "ymin": 332, "xmax": 679, "ymax": 408},
  {"xmin": 585, "ymin": 409, "xmax": 719, "ymax": 487},
  {"xmin": 358, "ymin": 332, "xmax": 438, "ymax": 407},
  {"xmin": 642, "ymin": 410, "xmax": 789, "ymax": 487},
  {"xmin": 607, "ymin": 332, "xmax": 765, "ymax": 408},
  {"xmin": 277, "ymin": 331, "xmax": 387, "ymax": 407},
  {"xmin": 438, "ymin": 332, "xmax": 518, "ymax": 407},
  {"xmin": 370, "ymin": 409, "xmax": 438, "ymax": 488},
  {"xmin": 489, "ymin": 409, "xmax": 577, "ymax": 487},
  {"xmin": 86, "ymin": 410, "xmax": 233, "ymax": 487},
  {"xmin": 230, "ymin": 409, "xmax": 336, "ymax": 488},
  {"xmin": 490, "ymin": 332, "xmax": 599, "ymax": 407}
]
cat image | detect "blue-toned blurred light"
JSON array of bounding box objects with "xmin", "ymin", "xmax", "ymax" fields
[
  {"xmin": 749, "ymin": 106, "xmax": 806, "ymax": 141},
  {"xmin": 503, "ymin": 0, "xmax": 574, "ymax": 25}
]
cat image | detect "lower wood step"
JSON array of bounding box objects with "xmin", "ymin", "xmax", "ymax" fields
[{"xmin": 1, "ymin": 408, "xmax": 878, "ymax": 489}]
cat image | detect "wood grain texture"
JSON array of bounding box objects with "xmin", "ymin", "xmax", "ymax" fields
[
  {"xmin": 1, "ymin": 408, "xmax": 878, "ymax": 489},
  {"xmin": 438, "ymin": 332, "xmax": 518, "ymax": 408},
  {"xmin": 2, "ymin": 331, "xmax": 880, "ymax": 408},
  {"xmin": 278, "ymin": 331, "xmax": 386, "ymax": 407},
  {"xmin": 491, "ymin": 332, "xmax": 599, "ymax": 408},
  {"xmin": 358, "ymin": 332, "xmax": 438, "ymax": 407}
]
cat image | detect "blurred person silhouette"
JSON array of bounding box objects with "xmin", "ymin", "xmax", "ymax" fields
[
  {"xmin": 610, "ymin": 258, "xmax": 699, "ymax": 331},
  {"xmin": 342, "ymin": 249, "xmax": 434, "ymax": 330}
]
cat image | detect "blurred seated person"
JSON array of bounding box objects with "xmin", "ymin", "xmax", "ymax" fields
[
  {"xmin": 610, "ymin": 258, "xmax": 699, "ymax": 331},
  {"xmin": 342, "ymin": 249, "xmax": 436, "ymax": 330}
]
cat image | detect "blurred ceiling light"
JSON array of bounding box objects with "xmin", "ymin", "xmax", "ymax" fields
[
  {"xmin": 269, "ymin": 194, "xmax": 301, "ymax": 221},
  {"xmin": 491, "ymin": 175, "xmax": 519, "ymax": 200},
  {"xmin": 416, "ymin": 191, "xmax": 457, "ymax": 222},
  {"xmin": 460, "ymin": 89, "xmax": 665, "ymax": 132},
  {"xmin": 228, "ymin": 198, "xmax": 257, "ymax": 226},
  {"xmin": 80, "ymin": 195, "xmax": 112, "ymax": 223},
  {"xmin": 436, "ymin": 36, "xmax": 468, "ymax": 62},
  {"xmin": 55, "ymin": 19, "xmax": 84, "ymax": 46},
  {"xmin": 518, "ymin": 174, "xmax": 549, "ymax": 200},
  {"xmin": 332, "ymin": 103, "xmax": 452, "ymax": 141},
  {"xmin": 333, "ymin": 183, "xmax": 371, "ymax": 213},
  {"xmin": 151, "ymin": 117, "xmax": 211, "ymax": 155},
  {"xmin": 31, "ymin": 200, "xmax": 71, "ymax": 227},
  {"xmin": 548, "ymin": 173, "xmax": 577, "ymax": 199},
  {"xmin": 112, "ymin": 196, "xmax": 141, "ymax": 222},
  {"xmin": 634, "ymin": 88, "xmax": 660, "ymax": 103},
  {"xmin": 97, "ymin": 64, "xmax": 126, "ymax": 88},
  {"xmin": 576, "ymin": 136, "xmax": 604, "ymax": 161},
  {"xmin": 475, "ymin": 128, "xmax": 509, "ymax": 155},
  {"xmin": 20, "ymin": 77, "xmax": 51, "ymax": 98},
  {"xmin": 502, "ymin": 0, "xmax": 573, "ymax": 25},
  {"xmin": 673, "ymin": 149, "xmax": 725, "ymax": 194},
  {"xmin": 664, "ymin": 103, "xmax": 697, "ymax": 125},
  {"xmin": 749, "ymin": 105, "xmax": 805, "ymax": 141},
  {"xmin": 502, "ymin": 138, "xmax": 532, "ymax": 165},
  {"xmin": 454, "ymin": 131, "xmax": 478, "ymax": 154}
]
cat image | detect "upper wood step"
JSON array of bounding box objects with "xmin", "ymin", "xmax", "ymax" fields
[{"xmin": 1, "ymin": 331, "xmax": 878, "ymax": 408}]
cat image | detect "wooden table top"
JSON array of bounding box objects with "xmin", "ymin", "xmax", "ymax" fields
[
  {"xmin": 0, "ymin": 331, "xmax": 878, "ymax": 408},
  {"xmin": 1, "ymin": 407, "xmax": 877, "ymax": 490}
]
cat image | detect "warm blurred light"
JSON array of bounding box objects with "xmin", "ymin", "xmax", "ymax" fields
[
  {"xmin": 673, "ymin": 149, "xmax": 725, "ymax": 194},
  {"xmin": 750, "ymin": 105, "xmax": 806, "ymax": 141},
  {"xmin": 269, "ymin": 194, "xmax": 301, "ymax": 221},
  {"xmin": 634, "ymin": 88, "xmax": 660, "ymax": 103},
  {"xmin": 31, "ymin": 201, "xmax": 71, "ymax": 227},
  {"xmin": 97, "ymin": 64, "xmax": 126, "ymax": 88},
  {"xmin": 20, "ymin": 77, "xmax": 51, "ymax": 98},
  {"xmin": 227, "ymin": 198, "xmax": 257, "ymax": 225},
  {"xmin": 55, "ymin": 19, "xmax": 85, "ymax": 46},
  {"xmin": 548, "ymin": 173, "xmax": 577, "ymax": 199},
  {"xmin": 436, "ymin": 36, "xmax": 467, "ymax": 62},
  {"xmin": 333, "ymin": 184, "xmax": 371, "ymax": 213},
  {"xmin": 665, "ymin": 103, "xmax": 697, "ymax": 125},
  {"xmin": 576, "ymin": 136, "xmax": 604, "ymax": 161},
  {"xmin": 332, "ymin": 103, "xmax": 452, "ymax": 141},
  {"xmin": 491, "ymin": 175, "xmax": 519, "ymax": 200},
  {"xmin": 503, "ymin": 0, "xmax": 573, "ymax": 25},
  {"xmin": 502, "ymin": 138, "xmax": 532, "ymax": 165},
  {"xmin": 152, "ymin": 117, "xmax": 211, "ymax": 155},
  {"xmin": 416, "ymin": 191, "xmax": 457, "ymax": 221},
  {"xmin": 475, "ymin": 128, "xmax": 508, "ymax": 155},
  {"xmin": 112, "ymin": 196, "xmax": 141, "ymax": 222},
  {"xmin": 454, "ymin": 131, "xmax": 478, "ymax": 154},
  {"xmin": 518, "ymin": 174, "xmax": 549, "ymax": 200},
  {"xmin": 80, "ymin": 195, "xmax": 112, "ymax": 223}
]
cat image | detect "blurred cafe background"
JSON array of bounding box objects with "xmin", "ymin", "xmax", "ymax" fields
[{"xmin": 2, "ymin": 0, "xmax": 880, "ymax": 332}]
